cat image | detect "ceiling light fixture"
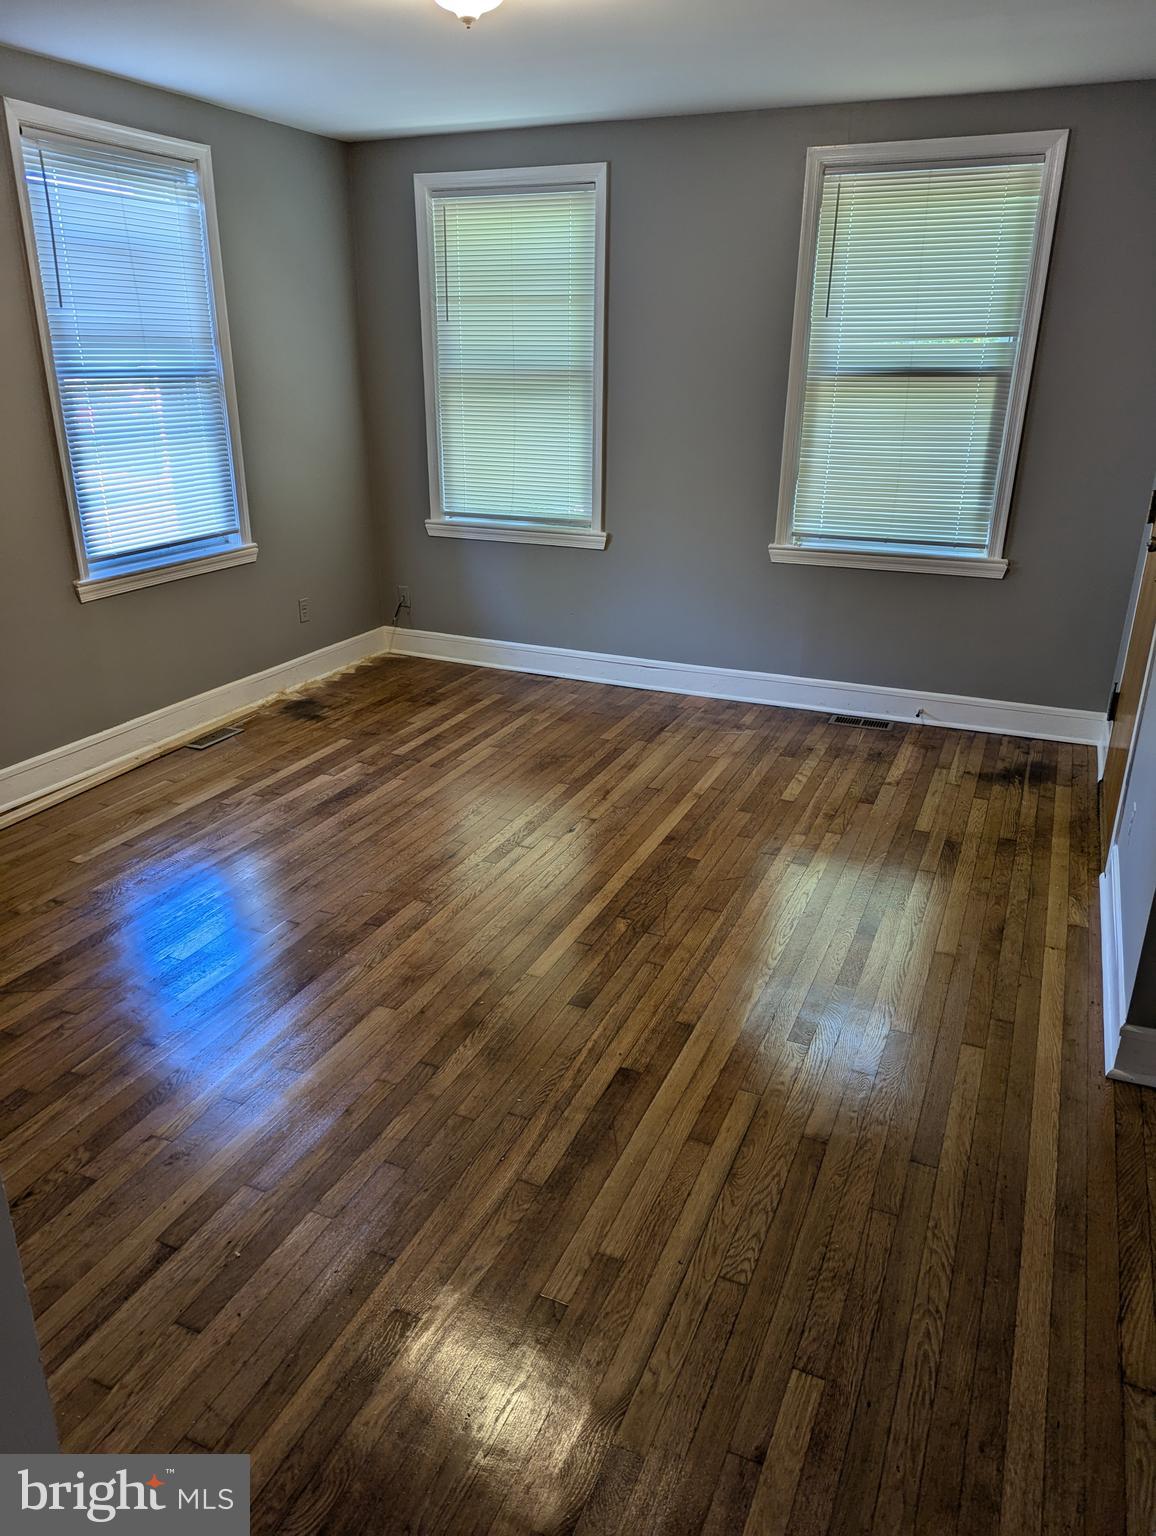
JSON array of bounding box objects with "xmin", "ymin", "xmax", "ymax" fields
[{"xmin": 435, "ymin": 0, "xmax": 503, "ymax": 27}]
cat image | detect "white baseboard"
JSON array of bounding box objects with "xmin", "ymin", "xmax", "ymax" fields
[
  {"xmin": 389, "ymin": 626, "xmax": 1109, "ymax": 750},
  {"xmin": 0, "ymin": 627, "xmax": 390, "ymax": 825},
  {"xmin": 1101, "ymin": 845, "xmax": 1128, "ymax": 1077}
]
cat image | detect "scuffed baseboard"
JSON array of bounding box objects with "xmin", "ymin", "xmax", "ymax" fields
[
  {"xmin": 390, "ymin": 625, "xmax": 1109, "ymax": 749},
  {"xmin": 0, "ymin": 627, "xmax": 391, "ymax": 827}
]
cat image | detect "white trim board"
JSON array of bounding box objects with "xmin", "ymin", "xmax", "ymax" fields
[
  {"xmin": 1101, "ymin": 820, "xmax": 1156, "ymax": 1087},
  {"xmin": 388, "ymin": 627, "xmax": 1109, "ymax": 750},
  {"xmin": 1100, "ymin": 845, "xmax": 1128, "ymax": 1078},
  {"xmin": 0, "ymin": 628, "xmax": 390, "ymax": 826}
]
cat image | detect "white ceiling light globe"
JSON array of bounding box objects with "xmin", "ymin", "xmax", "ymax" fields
[{"xmin": 435, "ymin": 0, "xmax": 504, "ymax": 27}]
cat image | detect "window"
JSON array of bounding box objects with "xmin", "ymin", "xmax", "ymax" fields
[
  {"xmin": 5, "ymin": 100, "xmax": 254, "ymax": 600},
  {"xmin": 414, "ymin": 163, "xmax": 608, "ymax": 549},
  {"xmin": 772, "ymin": 131, "xmax": 1067, "ymax": 577}
]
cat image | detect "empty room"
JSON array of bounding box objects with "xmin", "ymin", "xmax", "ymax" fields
[{"xmin": 0, "ymin": 0, "xmax": 1154, "ymax": 1531}]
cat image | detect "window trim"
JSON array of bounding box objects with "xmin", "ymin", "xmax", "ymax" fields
[
  {"xmin": 413, "ymin": 162, "xmax": 609, "ymax": 551},
  {"xmin": 770, "ymin": 129, "xmax": 1068, "ymax": 578},
  {"xmin": 4, "ymin": 98, "xmax": 255, "ymax": 601}
]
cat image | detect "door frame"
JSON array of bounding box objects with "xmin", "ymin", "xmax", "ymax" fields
[{"xmin": 1100, "ymin": 491, "xmax": 1156, "ymax": 857}]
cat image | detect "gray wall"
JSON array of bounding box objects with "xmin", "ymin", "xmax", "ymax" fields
[
  {"xmin": 350, "ymin": 82, "xmax": 1156, "ymax": 711},
  {"xmin": 0, "ymin": 45, "xmax": 382, "ymax": 769},
  {"xmin": 0, "ymin": 1177, "xmax": 57, "ymax": 1452},
  {"xmin": 2, "ymin": 61, "xmax": 1153, "ymax": 768}
]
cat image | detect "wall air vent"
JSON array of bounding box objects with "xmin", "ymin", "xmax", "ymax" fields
[
  {"xmin": 828, "ymin": 714, "xmax": 893, "ymax": 730},
  {"xmin": 186, "ymin": 725, "xmax": 243, "ymax": 750}
]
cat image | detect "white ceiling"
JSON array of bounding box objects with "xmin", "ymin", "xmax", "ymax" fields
[{"xmin": 1, "ymin": 0, "xmax": 1153, "ymax": 140}]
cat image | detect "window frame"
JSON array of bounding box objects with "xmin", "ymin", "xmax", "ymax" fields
[
  {"xmin": 4, "ymin": 99, "xmax": 256, "ymax": 602},
  {"xmin": 413, "ymin": 162, "xmax": 609, "ymax": 551},
  {"xmin": 770, "ymin": 129, "xmax": 1068, "ymax": 579}
]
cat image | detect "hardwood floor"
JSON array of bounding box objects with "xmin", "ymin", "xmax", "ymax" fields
[{"xmin": 1, "ymin": 654, "xmax": 1153, "ymax": 1534}]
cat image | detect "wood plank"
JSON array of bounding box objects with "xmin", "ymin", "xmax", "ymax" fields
[{"xmin": 741, "ymin": 1368, "xmax": 825, "ymax": 1536}]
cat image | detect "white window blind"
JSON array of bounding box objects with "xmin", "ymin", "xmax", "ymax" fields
[
  {"xmin": 775, "ymin": 134, "xmax": 1066, "ymax": 574},
  {"xmin": 416, "ymin": 166, "xmax": 606, "ymax": 546},
  {"xmin": 12, "ymin": 110, "xmax": 250, "ymax": 591}
]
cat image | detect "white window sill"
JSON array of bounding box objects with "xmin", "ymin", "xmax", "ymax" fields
[
  {"xmin": 767, "ymin": 543, "xmax": 1008, "ymax": 579},
  {"xmin": 425, "ymin": 519, "xmax": 607, "ymax": 550},
  {"xmin": 75, "ymin": 542, "xmax": 259, "ymax": 602}
]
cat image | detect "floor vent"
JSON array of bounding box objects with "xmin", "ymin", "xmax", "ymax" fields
[
  {"xmin": 186, "ymin": 725, "xmax": 243, "ymax": 751},
  {"xmin": 829, "ymin": 714, "xmax": 893, "ymax": 730}
]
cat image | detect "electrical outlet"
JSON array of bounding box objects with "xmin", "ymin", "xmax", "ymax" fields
[
  {"xmin": 298, "ymin": 597, "xmax": 312, "ymax": 624},
  {"xmin": 396, "ymin": 585, "xmax": 411, "ymax": 611}
]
